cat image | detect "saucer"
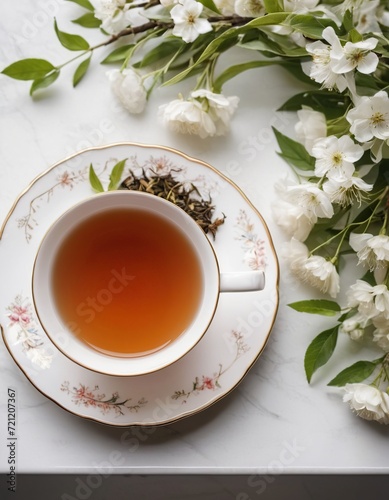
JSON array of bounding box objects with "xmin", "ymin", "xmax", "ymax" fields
[{"xmin": 0, "ymin": 143, "xmax": 279, "ymax": 426}]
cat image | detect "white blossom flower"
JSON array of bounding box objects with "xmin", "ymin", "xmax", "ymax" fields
[
  {"xmin": 303, "ymin": 27, "xmax": 347, "ymax": 91},
  {"xmin": 94, "ymin": 0, "xmax": 129, "ymax": 34},
  {"xmin": 330, "ymin": 38, "xmax": 379, "ymax": 75},
  {"xmin": 312, "ymin": 135, "xmax": 363, "ymax": 180},
  {"xmin": 234, "ymin": 0, "xmax": 265, "ymax": 17},
  {"xmin": 357, "ymin": 1, "xmax": 382, "ymax": 33},
  {"xmin": 125, "ymin": 5, "xmax": 149, "ymax": 27},
  {"xmin": 272, "ymin": 199, "xmax": 314, "ymax": 241},
  {"xmin": 343, "ymin": 383, "xmax": 389, "ymax": 424},
  {"xmin": 340, "ymin": 313, "xmax": 370, "ymax": 340},
  {"xmin": 374, "ymin": 266, "xmax": 388, "ymax": 287},
  {"xmin": 171, "ymin": 0, "xmax": 212, "ymax": 43},
  {"xmin": 282, "ymin": 239, "xmax": 340, "ymax": 297},
  {"xmin": 159, "ymin": 90, "xmax": 238, "ymax": 138},
  {"xmin": 158, "ymin": 97, "xmax": 216, "ymax": 138},
  {"xmin": 280, "ymin": 181, "xmax": 334, "ymax": 220},
  {"xmin": 373, "ymin": 314, "xmax": 389, "ymax": 331},
  {"xmin": 267, "ymin": 0, "xmax": 324, "ymax": 43},
  {"xmin": 304, "ymin": 255, "xmax": 340, "ymax": 297},
  {"xmin": 373, "ymin": 321, "xmax": 389, "ymax": 350},
  {"xmin": 373, "ymin": 331, "xmax": 389, "ymax": 351},
  {"xmin": 335, "ymin": 0, "xmax": 381, "ymax": 34},
  {"xmin": 160, "ymin": 0, "xmax": 180, "ymax": 6},
  {"xmin": 191, "ymin": 89, "xmax": 239, "ymax": 135},
  {"xmin": 372, "ymin": 315, "xmax": 389, "ymax": 350},
  {"xmin": 347, "ymin": 91, "xmax": 389, "ymax": 142},
  {"xmin": 271, "ymin": 0, "xmax": 339, "ymax": 42},
  {"xmin": 350, "ymin": 233, "xmax": 389, "ymax": 271},
  {"xmin": 214, "ymin": 0, "xmax": 235, "ymax": 15},
  {"xmin": 377, "ymin": 4, "xmax": 389, "ymax": 29},
  {"xmin": 349, "ymin": 232, "xmax": 373, "ymax": 252},
  {"xmin": 107, "ymin": 69, "xmax": 147, "ymax": 114},
  {"xmin": 273, "ymin": 179, "xmax": 315, "ymax": 240},
  {"xmin": 282, "ymin": 238, "xmax": 310, "ymax": 274},
  {"xmin": 323, "ymin": 175, "xmax": 373, "ymax": 207},
  {"xmin": 287, "ymin": 0, "xmax": 319, "ymax": 9},
  {"xmin": 295, "ymin": 107, "xmax": 327, "ymax": 154},
  {"xmin": 347, "ymin": 280, "xmax": 389, "ymax": 320}
]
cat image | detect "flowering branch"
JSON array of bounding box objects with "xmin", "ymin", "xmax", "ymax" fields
[{"xmin": 50, "ymin": 13, "xmax": 251, "ymax": 69}]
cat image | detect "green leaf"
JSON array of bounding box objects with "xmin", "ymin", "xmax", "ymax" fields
[
  {"xmin": 66, "ymin": 0, "xmax": 94, "ymax": 10},
  {"xmin": 166, "ymin": 59, "xmax": 206, "ymax": 80},
  {"xmin": 328, "ymin": 359, "xmax": 383, "ymax": 387},
  {"xmin": 2, "ymin": 58, "xmax": 55, "ymax": 81},
  {"xmin": 239, "ymin": 35, "xmax": 307, "ymax": 58},
  {"xmin": 349, "ymin": 28, "xmax": 363, "ymax": 43},
  {"xmin": 337, "ymin": 309, "xmax": 356, "ymax": 323},
  {"xmin": 273, "ymin": 127, "xmax": 315, "ymax": 171},
  {"xmin": 304, "ymin": 326, "xmax": 339, "ymax": 383},
  {"xmin": 136, "ymin": 39, "xmax": 184, "ymax": 68},
  {"xmin": 54, "ymin": 19, "xmax": 90, "ymax": 51},
  {"xmin": 326, "ymin": 115, "xmax": 350, "ymax": 137},
  {"xmin": 258, "ymin": 30, "xmax": 308, "ymax": 57},
  {"xmin": 100, "ymin": 44, "xmax": 136, "ymax": 64},
  {"xmin": 214, "ymin": 60, "xmax": 282, "ymax": 93},
  {"xmin": 355, "ymin": 72, "xmax": 381, "ymax": 96},
  {"xmin": 89, "ymin": 164, "xmax": 104, "ymax": 193},
  {"xmin": 374, "ymin": 36, "xmax": 389, "ymax": 57},
  {"xmin": 278, "ymin": 60, "xmax": 316, "ymax": 85},
  {"xmin": 342, "ymin": 9, "xmax": 353, "ymax": 33},
  {"xmin": 163, "ymin": 13, "xmax": 289, "ymax": 87},
  {"xmin": 108, "ymin": 159, "xmax": 127, "ymax": 191},
  {"xmin": 287, "ymin": 14, "xmax": 339, "ymax": 39},
  {"xmin": 288, "ymin": 300, "xmax": 341, "ymax": 316},
  {"xmin": 218, "ymin": 35, "xmax": 241, "ymax": 54},
  {"xmin": 263, "ymin": 0, "xmax": 284, "ymax": 12},
  {"xmin": 73, "ymin": 54, "xmax": 91, "ymax": 87},
  {"xmin": 72, "ymin": 13, "xmax": 102, "ymax": 28},
  {"xmin": 30, "ymin": 70, "xmax": 60, "ymax": 95},
  {"xmin": 304, "ymin": 208, "xmax": 348, "ymax": 251},
  {"xmin": 278, "ymin": 90, "xmax": 351, "ymax": 119},
  {"xmin": 197, "ymin": 0, "xmax": 221, "ymax": 14},
  {"xmin": 360, "ymin": 269, "xmax": 377, "ymax": 286}
]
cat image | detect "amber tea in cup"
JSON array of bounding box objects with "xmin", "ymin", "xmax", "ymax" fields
[
  {"xmin": 52, "ymin": 207, "xmax": 203, "ymax": 357},
  {"xmin": 33, "ymin": 191, "xmax": 264, "ymax": 376}
]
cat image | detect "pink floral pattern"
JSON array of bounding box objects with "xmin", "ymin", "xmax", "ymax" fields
[
  {"xmin": 234, "ymin": 210, "xmax": 266, "ymax": 271},
  {"xmin": 6, "ymin": 296, "xmax": 52, "ymax": 369},
  {"xmin": 128, "ymin": 155, "xmax": 220, "ymax": 199},
  {"xmin": 60, "ymin": 382, "xmax": 147, "ymax": 416},
  {"xmin": 144, "ymin": 155, "xmax": 177, "ymax": 176},
  {"xmin": 17, "ymin": 167, "xmax": 88, "ymax": 242},
  {"xmin": 171, "ymin": 330, "xmax": 249, "ymax": 403},
  {"xmin": 16, "ymin": 155, "xmax": 223, "ymax": 243},
  {"xmin": 59, "ymin": 331, "xmax": 249, "ymax": 413}
]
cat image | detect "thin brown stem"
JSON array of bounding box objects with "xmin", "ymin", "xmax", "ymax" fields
[
  {"xmin": 131, "ymin": 0, "xmax": 160, "ymax": 9},
  {"xmin": 208, "ymin": 15, "xmax": 253, "ymax": 25},
  {"xmin": 90, "ymin": 14, "xmax": 252, "ymax": 51},
  {"xmin": 92, "ymin": 21, "xmax": 169, "ymax": 50},
  {"xmin": 56, "ymin": 14, "xmax": 252, "ymax": 72}
]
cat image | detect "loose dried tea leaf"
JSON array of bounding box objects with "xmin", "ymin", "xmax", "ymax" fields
[{"xmin": 121, "ymin": 169, "xmax": 225, "ymax": 238}]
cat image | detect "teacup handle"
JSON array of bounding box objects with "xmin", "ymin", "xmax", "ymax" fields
[{"xmin": 220, "ymin": 271, "xmax": 265, "ymax": 292}]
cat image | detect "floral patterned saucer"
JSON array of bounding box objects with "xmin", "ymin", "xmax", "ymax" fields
[{"xmin": 0, "ymin": 143, "xmax": 279, "ymax": 426}]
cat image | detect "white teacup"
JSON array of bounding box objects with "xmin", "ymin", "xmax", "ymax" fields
[{"xmin": 32, "ymin": 191, "xmax": 265, "ymax": 376}]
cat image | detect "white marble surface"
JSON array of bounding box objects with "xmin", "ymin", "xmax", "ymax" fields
[{"xmin": 1, "ymin": 0, "xmax": 389, "ymax": 478}]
